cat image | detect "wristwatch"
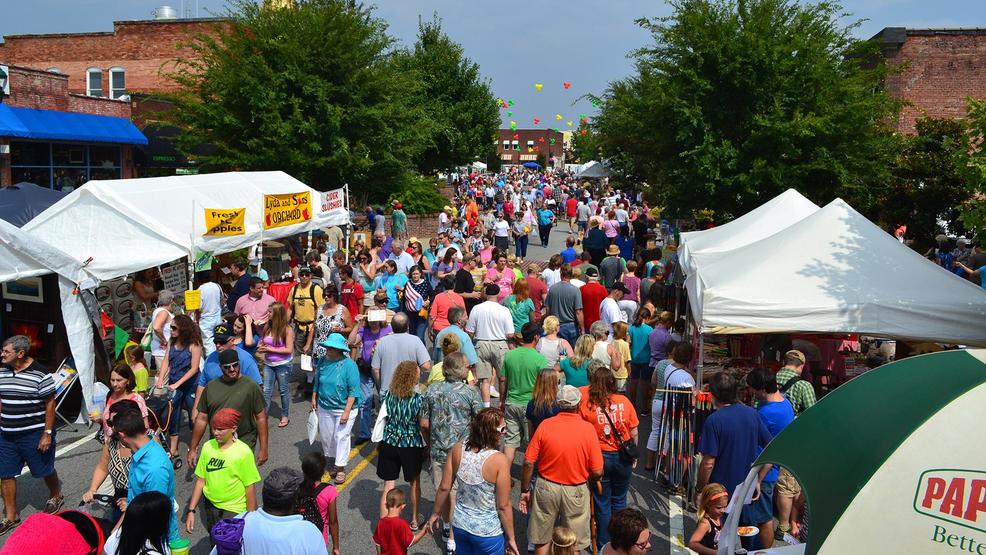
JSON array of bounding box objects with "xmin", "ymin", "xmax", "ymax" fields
[{"xmin": 44, "ymin": 429, "xmax": 52, "ymax": 435}]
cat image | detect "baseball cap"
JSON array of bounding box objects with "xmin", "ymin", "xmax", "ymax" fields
[
  {"xmin": 611, "ymin": 282, "xmax": 630, "ymax": 294},
  {"xmin": 786, "ymin": 350, "xmax": 807, "ymax": 365},
  {"xmin": 485, "ymin": 283, "xmax": 500, "ymax": 297},
  {"xmin": 584, "ymin": 267, "xmax": 599, "ymax": 279},
  {"xmin": 213, "ymin": 323, "xmax": 233, "ymax": 343},
  {"xmin": 556, "ymin": 385, "xmax": 582, "ymax": 409},
  {"xmin": 218, "ymin": 349, "xmax": 239, "ymax": 366},
  {"xmin": 298, "ymin": 267, "xmax": 313, "ymax": 275}
]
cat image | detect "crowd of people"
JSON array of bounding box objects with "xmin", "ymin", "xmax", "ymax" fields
[{"xmin": 0, "ymin": 166, "xmax": 817, "ymax": 555}]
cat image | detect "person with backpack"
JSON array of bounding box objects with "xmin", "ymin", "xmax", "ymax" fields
[
  {"xmin": 775, "ymin": 350, "xmax": 816, "ymax": 416},
  {"xmin": 297, "ymin": 452, "xmax": 340, "ymax": 554},
  {"xmin": 185, "ymin": 408, "xmax": 260, "ymax": 536},
  {"xmin": 102, "ymin": 491, "xmax": 174, "ymax": 555}
]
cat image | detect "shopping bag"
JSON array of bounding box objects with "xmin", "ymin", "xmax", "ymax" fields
[
  {"xmin": 300, "ymin": 354, "xmax": 313, "ymax": 372},
  {"xmin": 307, "ymin": 409, "xmax": 318, "ymax": 445},
  {"xmin": 371, "ymin": 398, "xmax": 389, "ymax": 443}
]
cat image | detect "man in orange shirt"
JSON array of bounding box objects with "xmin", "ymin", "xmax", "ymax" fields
[
  {"xmin": 429, "ymin": 275, "xmax": 465, "ymax": 335},
  {"xmin": 580, "ymin": 267, "xmax": 608, "ymax": 330},
  {"xmin": 521, "ymin": 385, "xmax": 603, "ymax": 555}
]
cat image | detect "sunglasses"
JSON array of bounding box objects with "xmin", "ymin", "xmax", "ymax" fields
[
  {"xmin": 169, "ymin": 326, "xmax": 178, "ymax": 331},
  {"xmin": 634, "ymin": 532, "xmax": 652, "ymax": 550},
  {"xmin": 221, "ymin": 362, "xmax": 240, "ymax": 370}
]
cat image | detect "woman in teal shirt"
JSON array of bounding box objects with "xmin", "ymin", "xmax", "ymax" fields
[
  {"xmin": 313, "ymin": 333, "xmax": 362, "ymax": 484},
  {"xmin": 502, "ymin": 279, "xmax": 535, "ymax": 333},
  {"xmin": 627, "ymin": 307, "xmax": 654, "ymax": 416},
  {"xmin": 559, "ymin": 335, "xmax": 594, "ymax": 387},
  {"xmin": 374, "ymin": 260, "xmax": 408, "ymax": 311}
]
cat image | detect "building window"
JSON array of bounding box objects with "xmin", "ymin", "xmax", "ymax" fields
[
  {"xmin": 526, "ymin": 140, "xmax": 534, "ymax": 146},
  {"xmin": 511, "ymin": 140, "xmax": 519, "ymax": 147},
  {"xmin": 109, "ymin": 67, "xmax": 126, "ymax": 99},
  {"xmin": 10, "ymin": 141, "xmax": 121, "ymax": 190},
  {"xmin": 87, "ymin": 68, "xmax": 103, "ymax": 97},
  {"xmin": 502, "ymin": 140, "xmax": 510, "ymax": 150}
]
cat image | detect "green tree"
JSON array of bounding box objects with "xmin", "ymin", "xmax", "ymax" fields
[
  {"xmin": 881, "ymin": 117, "xmax": 970, "ymax": 248},
  {"xmin": 394, "ymin": 15, "xmax": 500, "ymax": 175},
  {"xmin": 963, "ymin": 98, "xmax": 986, "ymax": 236},
  {"xmin": 594, "ymin": 0, "xmax": 901, "ymax": 219},
  {"xmin": 569, "ymin": 121, "xmax": 600, "ymax": 164},
  {"xmin": 170, "ymin": 0, "xmax": 428, "ymax": 197}
]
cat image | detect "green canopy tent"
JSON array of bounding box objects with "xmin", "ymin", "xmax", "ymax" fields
[{"xmin": 719, "ymin": 349, "xmax": 986, "ymax": 554}]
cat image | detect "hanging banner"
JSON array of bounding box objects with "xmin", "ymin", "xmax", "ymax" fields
[
  {"xmin": 194, "ymin": 250, "xmax": 214, "ymax": 272},
  {"xmin": 264, "ymin": 192, "xmax": 312, "ymax": 230},
  {"xmin": 160, "ymin": 262, "xmax": 188, "ymax": 294},
  {"xmin": 203, "ymin": 208, "xmax": 246, "ymax": 237},
  {"xmin": 184, "ymin": 289, "xmax": 201, "ymax": 311},
  {"xmin": 321, "ymin": 188, "xmax": 345, "ymax": 212}
]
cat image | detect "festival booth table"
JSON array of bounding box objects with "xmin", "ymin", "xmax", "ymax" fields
[
  {"xmin": 22, "ymin": 171, "xmax": 350, "ymax": 413},
  {"xmin": 718, "ymin": 349, "xmax": 986, "ymax": 554}
]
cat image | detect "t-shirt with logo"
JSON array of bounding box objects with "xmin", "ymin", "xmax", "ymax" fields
[
  {"xmin": 577, "ymin": 390, "xmax": 639, "ymax": 452},
  {"xmin": 194, "ymin": 438, "xmax": 262, "ymax": 512}
]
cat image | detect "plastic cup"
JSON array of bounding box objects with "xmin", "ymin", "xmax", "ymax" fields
[{"xmin": 170, "ymin": 538, "xmax": 190, "ymax": 555}]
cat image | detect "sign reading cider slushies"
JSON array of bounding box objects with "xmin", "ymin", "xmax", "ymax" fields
[{"xmin": 264, "ymin": 192, "xmax": 312, "ymax": 230}]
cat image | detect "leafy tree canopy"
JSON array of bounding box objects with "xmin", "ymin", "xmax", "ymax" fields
[{"xmin": 963, "ymin": 98, "xmax": 986, "ymax": 237}]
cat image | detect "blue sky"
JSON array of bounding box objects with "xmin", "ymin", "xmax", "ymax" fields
[{"xmin": 2, "ymin": 0, "xmax": 984, "ymax": 127}]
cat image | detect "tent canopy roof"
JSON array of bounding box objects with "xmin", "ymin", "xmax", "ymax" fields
[
  {"xmin": 575, "ymin": 160, "xmax": 610, "ymax": 178},
  {"xmin": 686, "ymin": 198, "xmax": 986, "ymax": 346},
  {"xmin": 24, "ymin": 171, "xmax": 349, "ymax": 281},
  {"xmin": 0, "ymin": 182, "xmax": 68, "ymax": 227},
  {"xmin": 0, "ymin": 218, "xmax": 89, "ymax": 283}
]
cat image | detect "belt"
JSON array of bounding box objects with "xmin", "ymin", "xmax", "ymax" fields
[
  {"xmin": 539, "ymin": 476, "xmax": 588, "ymax": 487},
  {"xmin": 476, "ymin": 339, "xmax": 507, "ymax": 342}
]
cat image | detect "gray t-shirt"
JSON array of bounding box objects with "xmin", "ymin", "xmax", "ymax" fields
[
  {"xmin": 371, "ymin": 333, "xmax": 430, "ymax": 391},
  {"xmin": 545, "ymin": 281, "xmax": 583, "ymax": 325},
  {"xmin": 599, "ymin": 256, "xmax": 625, "ymax": 289},
  {"xmin": 576, "ymin": 204, "xmax": 592, "ymax": 222}
]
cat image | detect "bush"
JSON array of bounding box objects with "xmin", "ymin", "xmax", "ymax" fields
[{"xmin": 386, "ymin": 175, "xmax": 448, "ymax": 215}]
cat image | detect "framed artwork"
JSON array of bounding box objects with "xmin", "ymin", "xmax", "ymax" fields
[
  {"xmin": 2, "ymin": 277, "xmax": 44, "ymax": 303},
  {"xmin": 5, "ymin": 321, "xmax": 46, "ymax": 357}
]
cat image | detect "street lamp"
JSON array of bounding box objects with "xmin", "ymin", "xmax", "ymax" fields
[{"xmin": 0, "ymin": 66, "xmax": 8, "ymax": 103}]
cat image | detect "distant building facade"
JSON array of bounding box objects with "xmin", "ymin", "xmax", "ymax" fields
[
  {"xmin": 496, "ymin": 128, "xmax": 565, "ymax": 167},
  {"xmin": 874, "ymin": 27, "xmax": 986, "ymax": 135}
]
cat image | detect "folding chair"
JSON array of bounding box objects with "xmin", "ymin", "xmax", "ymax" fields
[{"xmin": 52, "ymin": 357, "xmax": 81, "ymax": 432}]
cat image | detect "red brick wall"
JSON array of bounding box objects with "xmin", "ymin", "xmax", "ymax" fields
[
  {"xmin": 5, "ymin": 66, "xmax": 70, "ymax": 110},
  {"xmin": 881, "ymin": 29, "xmax": 986, "ymax": 134},
  {"xmin": 497, "ymin": 128, "xmax": 565, "ymax": 165},
  {"xmin": 0, "ymin": 19, "xmax": 224, "ymax": 95},
  {"xmin": 67, "ymin": 94, "xmax": 131, "ymax": 118}
]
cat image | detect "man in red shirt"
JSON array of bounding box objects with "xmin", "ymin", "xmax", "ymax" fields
[
  {"xmin": 565, "ymin": 195, "xmax": 578, "ymax": 233},
  {"xmin": 339, "ymin": 266, "xmax": 364, "ymax": 317},
  {"xmin": 525, "ymin": 268, "xmax": 548, "ymax": 320},
  {"xmin": 580, "ymin": 267, "xmax": 608, "ymax": 330}
]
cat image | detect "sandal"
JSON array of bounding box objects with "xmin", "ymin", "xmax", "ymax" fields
[
  {"xmin": 410, "ymin": 519, "xmax": 421, "ymax": 532},
  {"xmin": 171, "ymin": 454, "xmax": 183, "ymax": 470},
  {"xmin": 278, "ymin": 418, "xmax": 290, "ymax": 428},
  {"xmin": 0, "ymin": 517, "xmax": 20, "ymax": 535},
  {"xmin": 334, "ymin": 469, "xmax": 346, "ymax": 485},
  {"xmin": 44, "ymin": 495, "xmax": 64, "ymax": 514}
]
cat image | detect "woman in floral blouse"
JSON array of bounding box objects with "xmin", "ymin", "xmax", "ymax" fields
[{"xmin": 376, "ymin": 360, "xmax": 426, "ymax": 529}]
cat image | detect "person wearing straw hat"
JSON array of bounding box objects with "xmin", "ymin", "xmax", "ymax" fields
[
  {"xmin": 313, "ymin": 333, "xmax": 362, "ymax": 485},
  {"xmin": 599, "ymin": 245, "xmax": 627, "ymax": 291}
]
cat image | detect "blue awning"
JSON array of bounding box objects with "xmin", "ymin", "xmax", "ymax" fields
[{"xmin": 0, "ymin": 104, "xmax": 148, "ymax": 145}]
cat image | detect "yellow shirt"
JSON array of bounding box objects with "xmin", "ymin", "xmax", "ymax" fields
[
  {"xmin": 613, "ymin": 339, "xmax": 631, "ymax": 380},
  {"xmin": 426, "ymin": 361, "xmax": 476, "ymax": 385},
  {"xmin": 287, "ymin": 282, "xmax": 324, "ymax": 324}
]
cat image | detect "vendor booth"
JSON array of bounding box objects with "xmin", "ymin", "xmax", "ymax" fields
[
  {"xmin": 20, "ymin": 171, "xmax": 350, "ymax": 414},
  {"xmin": 719, "ymin": 349, "xmax": 986, "ymax": 554}
]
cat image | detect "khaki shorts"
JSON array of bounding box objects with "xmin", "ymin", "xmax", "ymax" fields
[
  {"xmin": 775, "ymin": 466, "xmax": 802, "ymax": 497},
  {"xmin": 475, "ymin": 340, "xmax": 507, "ymax": 381},
  {"xmin": 503, "ymin": 402, "xmax": 529, "ymax": 449},
  {"xmin": 528, "ymin": 479, "xmax": 591, "ymax": 549},
  {"xmin": 431, "ymin": 459, "xmax": 457, "ymax": 512}
]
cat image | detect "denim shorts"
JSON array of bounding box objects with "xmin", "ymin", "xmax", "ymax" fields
[
  {"xmin": 0, "ymin": 429, "xmax": 56, "ymax": 479},
  {"xmin": 740, "ymin": 480, "xmax": 775, "ymax": 526},
  {"xmin": 453, "ymin": 527, "xmax": 505, "ymax": 555}
]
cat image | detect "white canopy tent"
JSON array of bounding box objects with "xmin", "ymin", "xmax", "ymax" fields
[
  {"xmin": 685, "ymin": 198, "xmax": 986, "ymax": 347},
  {"xmin": 575, "ymin": 160, "xmax": 611, "ymax": 179},
  {"xmin": 678, "ymin": 188, "xmax": 819, "ymax": 277},
  {"xmin": 23, "ymin": 171, "xmax": 351, "ymax": 412}
]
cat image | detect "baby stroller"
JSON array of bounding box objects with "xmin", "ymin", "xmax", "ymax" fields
[{"xmin": 144, "ymin": 393, "xmax": 174, "ymax": 446}]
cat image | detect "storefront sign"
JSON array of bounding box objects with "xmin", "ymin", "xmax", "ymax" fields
[
  {"xmin": 203, "ymin": 208, "xmax": 246, "ymax": 236},
  {"xmin": 160, "ymin": 262, "xmax": 188, "ymax": 294},
  {"xmin": 184, "ymin": 289, "xmax": 201, "ymax": 311},
  {"xmin": 264, "ymin": 192, "xmax": 311, "ymax": 230},
  {"xmin": 321, "ymin": 188, "xmax": 345, "ymax": 212},
  {"xmin": 916, "ymin": 469, "xmax": 986, "ymax": 532}
]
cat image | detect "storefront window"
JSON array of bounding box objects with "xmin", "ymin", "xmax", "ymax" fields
[
  {"xmin": 52, "ymin": 144, "xmax": 87, "ymax": 166},
  {"xmin": 89, "ymin": 145, "xmax": 120, "ymax": 168},
  {"xmin": 53, "ymin": 169, "xmax": 87, "ymax": 193},
  {"xmin": 11, "ymin": 168, "xmax": 52, "ymax": 188},
  {"xmin": 11, "ymin": 141, "xmax": 49, "ymax": 166},
  {"xmin": 10, "ymin": 141, "xmax": 123, "ymax": 189}
]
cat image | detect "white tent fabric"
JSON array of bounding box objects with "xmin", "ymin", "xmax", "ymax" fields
[
  {"xmin": 575, "ymin": 160, "xmax": 610, "ymax": 178},
  {"xmin": 0, "ymin": 219, "xmax": 97, "ymax": 413},
  {"xmin": 686, "ymin": 198, "xmax": 986, "ymax": 347},
  {"xmin": 24, "ymin": 171, "xmax": 349, "ymax": 281},
  {"xmin": 679, "ymin": 188, "xmax": 819, "ymax": 277}
]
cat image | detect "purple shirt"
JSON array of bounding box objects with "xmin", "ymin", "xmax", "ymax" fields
[
  {"xmin": 648, "ymin": 325, "xmax": 672, "ymax": 367},
  {"xmin": 359, "ymin": 325, "xmax": 393, "ymax": 363}
]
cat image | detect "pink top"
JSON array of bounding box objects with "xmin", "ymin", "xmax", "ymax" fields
[
  {"xmin": 603, "ymin": 219, "xmax": 620, "ymax": 238},
  {"xmin": 623, "ymin": 275, "xmax": 641, "ymax": 302},
  {"xmin": 262, "ymin": 334, "xmax": 292, "ymax": 365},
  {"xmin": 486, "ymin": 267, "xmax": 516, "ymax": 302},
  {"xmin": 316, "ymin": 483, "xmax": 339, "ymax": 544},
  {"xmin": 102, "ymin": 392, "xmax": 148, "ymax": 438}
]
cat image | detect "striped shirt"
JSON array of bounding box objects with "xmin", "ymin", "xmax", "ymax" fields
[{"xmin": 0, "ymin": 361, "xmax": 55, "ymax": 433}]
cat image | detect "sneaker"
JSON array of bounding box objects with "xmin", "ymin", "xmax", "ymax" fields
[
  {"xmin": 446, "ymin": 539, "xmax": 457, "ymax": 555},
  {"xmin": 783, "ymin": 533, "xmax": 801, "ymax": 545},
  {"xmin": 0, "ymin": 518, "xmax": 20, "ymax": 536},
  {"xmin": 442, "ymin": 523, "xmax": 451, "ymax": 540},
  {"xmin": 527, "ymin": 542, "xmax": 535, "ymax": 552},
  {"xmin": 775, "ymin": 527, "xmax": 788, "ymax": 541}
]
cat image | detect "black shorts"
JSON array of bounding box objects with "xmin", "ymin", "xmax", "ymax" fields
[
  {"xmin": 630, "ymin": 362, "xmax": 653, "ymax": 381},
  {"xmin": 376, "ymin": 442, "xmax": 424, "ymax": 482}
]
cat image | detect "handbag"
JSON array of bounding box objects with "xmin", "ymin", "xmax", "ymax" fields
[
  {"xmin": 139, "ymin": 325, "xmax": 154, "ymax": 352},
  {"xmin": 371, "ymin": 394, "xmax": 389, "ymax": 443},
  {"xmin": 211, "ymin": 515, "xmax": 246, "ymax": 555},
  {"xmin": 601, "ymin": 405, "xmax": 640, "ymax": 465}
]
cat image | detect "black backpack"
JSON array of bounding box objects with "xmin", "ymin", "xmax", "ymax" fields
[{"xmin": 296, "ymin": 483, "xmax": 330, "ymax": 530}]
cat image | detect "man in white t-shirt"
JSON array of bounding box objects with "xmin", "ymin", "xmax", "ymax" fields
[
  {"xmin": 196, "ymin": 271, "xmax": 224, "ymax": 357},
  {"xmin": 466, "ymin": 284, "xmax": 515, "ymax": 405},
  {"xmin": 599, "ymin": 283, "xmax": 628, "ymax": 339},
  {"xmin": 388, "ymin": 239, "xmax": 416, "ymax": 274},
  {"xmin": 439, "ymin": 207, "xmax": 451, "ymax": 234},
  {"xmin": 437, "ymin": 233, "xmax": 463, "ymax": 261}
]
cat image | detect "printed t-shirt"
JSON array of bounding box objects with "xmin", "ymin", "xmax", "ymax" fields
[
  {"xmin": 196, "ymin": 377, "xmax": 265, "ymax": 448},
  {"xmin": 373, "ymin": 516, "xmax": 413, "ymax": 555},
  {"xmin": 194, "ymin": 438, "xmax": 262, "ymax": 512},
  {"xmin": 756, "ymin": 398, "xmax": 794, "ymax": 482},
  {"xmin": 697, "ymin": 404, "xmax": 772, "ymax": 496},
  {"xmin": 580, "ymin": 282, "xmax": 608, "ymax": 328},
  {"xmin": 578, "ymin": 391, "xmax": 639, "ymax": 452},
  {"xmin": 501, "ymin": 347, "xmax": 548, "ymax": 404},
  {"xmin": 525, "ymin": 412, "xmax": 603, "ymax": 485},
  {"xmin": 340, "ymin": 281, "xmax": 364, "ymax": 318}
]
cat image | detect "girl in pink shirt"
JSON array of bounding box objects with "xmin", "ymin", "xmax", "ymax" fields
[{"xmin": 301, "ymin": 452, "xmax": 341, "ymax": 553}]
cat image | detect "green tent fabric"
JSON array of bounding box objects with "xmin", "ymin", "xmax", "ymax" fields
[
  {"xmin": 755, "ymin": 349, "xmax": 986, "ymax": 554},
  {"xmin": 113, "ymin": 325, "xmax": 130, "ymax": 359}
]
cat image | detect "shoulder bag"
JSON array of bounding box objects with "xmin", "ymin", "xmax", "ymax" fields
[{"xmin": 601, "ymin": 404, "xmax": 639, "ymax": 465}]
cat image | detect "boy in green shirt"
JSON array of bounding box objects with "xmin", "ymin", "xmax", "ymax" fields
[
  {"xmin": 185, "ymin": 408, "xmax": 261, "ymax": 534},
  {"xmin": 499, "ymin": 322, "xmax": 548, "ymax": 465}
]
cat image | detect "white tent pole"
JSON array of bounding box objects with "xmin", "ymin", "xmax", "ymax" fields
[
  {"xmin": 188, "ymin": 199, "xmax": 197, "ymax": 320},
  {"xmin": 343, "ymin": 183, "xmax": 351, "ymax": 264},
  {"xmin": 697, "ymin": 332, "xmax": 704, "ymax": 389}
]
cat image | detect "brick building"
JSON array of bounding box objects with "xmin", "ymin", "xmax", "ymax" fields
[
  {"xmin": 0, "ymin": 65, "xmax": 146, "ymax": 188},
  {"xmin": 496, "ymin": 128, "xmax": 565, "ymax": 167},
  {"xmin": 875, "ymin": 27, "xmax": 986, "ymax": 135}
]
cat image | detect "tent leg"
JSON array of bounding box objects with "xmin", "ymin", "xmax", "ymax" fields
[{"xmin": 697, "ymin": 334, "xmax": 704, "ymax": 389}]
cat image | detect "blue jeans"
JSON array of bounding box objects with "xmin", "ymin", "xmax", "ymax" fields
[
  {"xmin": 356, "ymin": 372, "xmax": 376, "ymax": 440},
  {"xmin": 263, "ymin": 362, "xmax": 292, "ymax": 419},
  {"xmin": 514, "ymin": 235, "xmax": 528, "ymax": 258},
  {"xmin": 453, "ymin": 527, "xmax": 505, "ymax": 555},
  {"xmin": 593, "ymin": 451, "xmax": 633, "ymax": 548},
  {"xmin": 167, "ymin": 379, "xmax": 197, "ymax": 436},
  {"xmin": 558, "ymin": 322, "xmax": 579, "ymax": 346},
  {"xmin": 406, "ymin": 311, "xmax": 428, "ymax": 344}
]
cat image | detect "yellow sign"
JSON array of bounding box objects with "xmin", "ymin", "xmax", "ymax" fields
[
  {"xmin": 203, "ymin": 208, "xmax": 246, "ymax": 236},
  {"xmin": 184, "ymin": 289, "xmax": 201, "ymax": 311},
  {"xmin": 264, "ymin": 192, "xmax": 312, "ymax": 230}
]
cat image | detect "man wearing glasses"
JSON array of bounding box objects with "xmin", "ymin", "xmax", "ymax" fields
[
  {"xmin": 194, "ymin": 324, "xmax": 263, "ymax": 414},
  {"xmin": 187, "ymin": 348, "xmax": 269, "ymax": 469}
]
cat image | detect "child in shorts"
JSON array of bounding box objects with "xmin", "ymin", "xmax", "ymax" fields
[{"xmin": 373, "ymin": 489, "xmax": 428, "ymax": 555}]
